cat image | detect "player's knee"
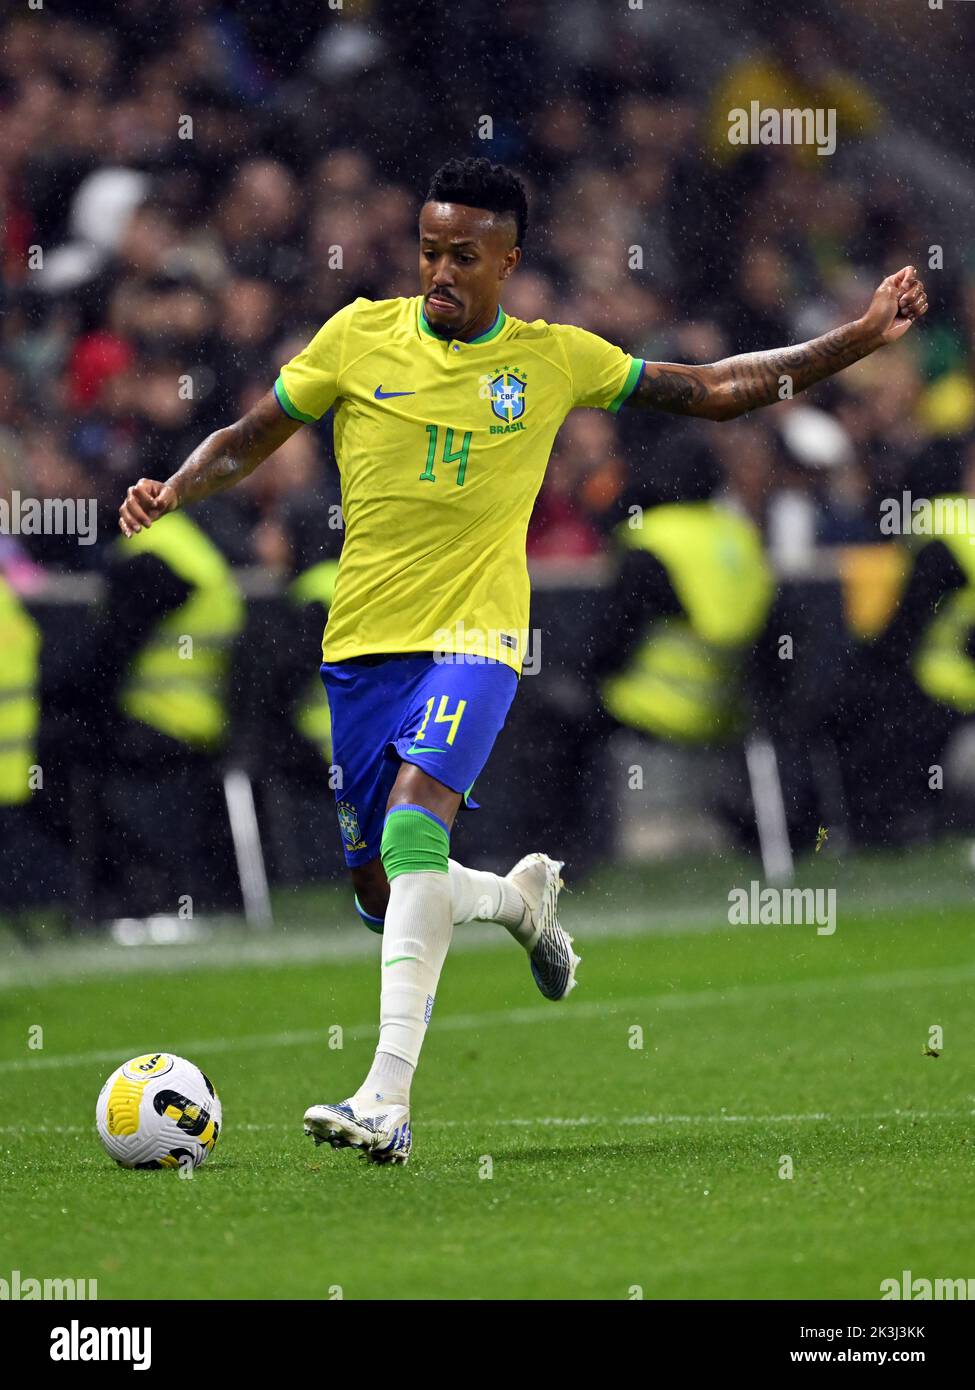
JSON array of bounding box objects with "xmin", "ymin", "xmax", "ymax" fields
[
  {"xmin": 391, "ymin": 762, "xmax": 462, "ymax": 828},
  {"xmin": 380, "ymin": 804, "xmax": 450, "ymax": 881}
]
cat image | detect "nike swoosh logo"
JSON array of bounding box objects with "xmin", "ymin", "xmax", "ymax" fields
[
  {"xmin": 374, "ymin": 386, "xmax": 416, "ymax": 399},
  {"xmin": 406, "ymin": 745, "xmax": 445, "ymax": 755},
  {"xmin": 384, "ymin": 955, "xmax": 419, "ymax": 967}
]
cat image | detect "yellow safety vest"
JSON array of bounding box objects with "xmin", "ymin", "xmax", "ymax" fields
[
  {"xmin": 601, "ymin": 503, "xmax": 775, "ymax": 743},
  {"xmin": 116, "ymin": 512, "xmax": 244, "ymax": 749},
  {"xmin": 289, "ymin": 560, "xmax": 340, "ymax": 761},
  {"xmin": 911, "ymin": 499, "xmax": 975, "ymax": 712},
  {"xmin": 0, "ymin": 575, "xmax": 41, "ymax": 805}
]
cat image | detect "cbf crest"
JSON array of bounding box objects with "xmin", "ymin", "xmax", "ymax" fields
[
  {"xmin": 337, "ymin": 800, "xmax": 366, "ymax": 850},
  {"xmin": 488, "ymin": 368, "xmax": 527, "ymax": 424}
]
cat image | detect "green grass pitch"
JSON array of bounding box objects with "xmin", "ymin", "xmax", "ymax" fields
[{"xmin": 1, "ymin": 844, "xmax": 973, "ymax": 1300}]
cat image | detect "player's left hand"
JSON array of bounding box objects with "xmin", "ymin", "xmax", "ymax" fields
[{"xmin": 860, "ymin": 265, "xmax": 928, "ymax": 346}]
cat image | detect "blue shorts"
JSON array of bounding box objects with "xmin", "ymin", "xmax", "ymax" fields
[{"xmin": 320, "ymin": 653, "xmax": 519, "ymax": 866}]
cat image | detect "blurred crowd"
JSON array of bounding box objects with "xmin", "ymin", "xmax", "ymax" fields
[{"xmin": 2, "ymin": 0, "xmax": 975, "ymax": 583}]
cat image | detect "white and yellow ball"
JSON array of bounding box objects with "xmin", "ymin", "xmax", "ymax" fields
[{"xmin": 95, "ymin": 1053, "xmax": 221, "ymax": 1170}]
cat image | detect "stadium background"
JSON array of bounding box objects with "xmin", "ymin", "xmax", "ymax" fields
[
  {"xmin": 2, "ymin": 0, "xmax": 975, "ymax": 924},
  {"xmin": 2, "ymin": 0, "xmax": 975, "ymax": 1310},
  {"xmin": 0, "ymin": 0, "xmax": 968, "ymax": 911}
]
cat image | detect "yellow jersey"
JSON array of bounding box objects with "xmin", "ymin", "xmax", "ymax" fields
[{"xmin": 275, "ymin": 295, "xmax": 643, "ymax": 675}]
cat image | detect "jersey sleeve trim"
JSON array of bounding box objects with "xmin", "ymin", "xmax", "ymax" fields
[
  {"xmin": 274, "ymin": 374, "xmax": 320, "ymax": 424},
  {"xmin": 607, "ymin": 357, "xmax": 645, "ymax": 414}
]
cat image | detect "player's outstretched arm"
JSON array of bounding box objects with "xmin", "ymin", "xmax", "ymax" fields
[
  {"xmin": 118, "ymin": 389, "xmax": 303, "ymax": 536},
  {"xmin": 628, "ymin": 266, "xmax": 928, "ymax": 422}
]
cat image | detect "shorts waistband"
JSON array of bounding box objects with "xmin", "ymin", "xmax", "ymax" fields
[{"xmin": 324, "ymin": 652, "xmax": 434, "ymax": 668}]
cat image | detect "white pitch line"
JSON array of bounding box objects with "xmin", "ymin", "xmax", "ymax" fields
[
  {"xmin": 4, "ymin": 875, "xmax": 973, "ymax": 990},
  {"xmin": 336, "ymin": 1110, "xmax": 973, "ymax": 1129},
  {"xmin": 1, "ymin": 959, "xmax": 974, "ymax": 1075},
  {"xmin": 0, "ymin": 1109, "xmax": 968, "ymax": 1138}
]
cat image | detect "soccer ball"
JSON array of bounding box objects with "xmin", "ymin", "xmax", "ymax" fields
[{"xmin": 95, "ymin": 1053, "xmax": 221, "ymax": 1170}]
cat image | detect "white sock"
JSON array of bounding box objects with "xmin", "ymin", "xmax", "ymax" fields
[
  {"xmin": 356, "ymin": 1050, "xmax": 414, "ymax": 1107},
  {"xmin": 356, "ymin": 870, "xmax": 453, "ymax": 1105},
  {"xmin": 447, "ymin": 858, "xmax": 533, "ymax": 946}
]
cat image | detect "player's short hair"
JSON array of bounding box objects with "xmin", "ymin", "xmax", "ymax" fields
[{"xmin": 424, "ymin": 158, "xmax": 528, "ymax": 248}]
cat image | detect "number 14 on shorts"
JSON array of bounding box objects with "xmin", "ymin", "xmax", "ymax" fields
[{"xmin": 411, "ymin": 695, "xmax": 467, "ymax": 749}]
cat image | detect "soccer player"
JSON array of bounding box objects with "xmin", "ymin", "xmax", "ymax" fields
[{"xmin": 119, "ymin": 158, "xmax": 927, "ymax": 1164}]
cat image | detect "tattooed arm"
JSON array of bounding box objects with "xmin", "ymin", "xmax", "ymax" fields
[
  {"xmin": 119, "ymin": 390, "xmax": 303, "ymax": 536},
  {"xmin": 627, "ymin": 266, "xmax": 928, "ymax": 421}
]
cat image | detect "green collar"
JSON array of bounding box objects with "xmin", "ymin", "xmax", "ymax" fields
[{"xmin": 418, "ymin": 301, "xmax": 506, "ymax": 345}]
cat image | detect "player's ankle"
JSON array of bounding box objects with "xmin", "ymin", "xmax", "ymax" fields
[{"xmin": 356, "ymin": 1049, "xmax": 415, "ymax": 1109}]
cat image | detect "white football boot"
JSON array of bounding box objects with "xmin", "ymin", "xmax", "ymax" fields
[
  {"xmin": 303, "ymin": 1096, "xmax": 412, "ymax": 1165},
  {"xmin": 505, "ymin": 852, "xmax": 580, "ymax": 1001}
]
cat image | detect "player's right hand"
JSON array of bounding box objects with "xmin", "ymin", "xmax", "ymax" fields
[{"xmin": 118, "ymin": 478, "xmax": 178, "ymax": 537}]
